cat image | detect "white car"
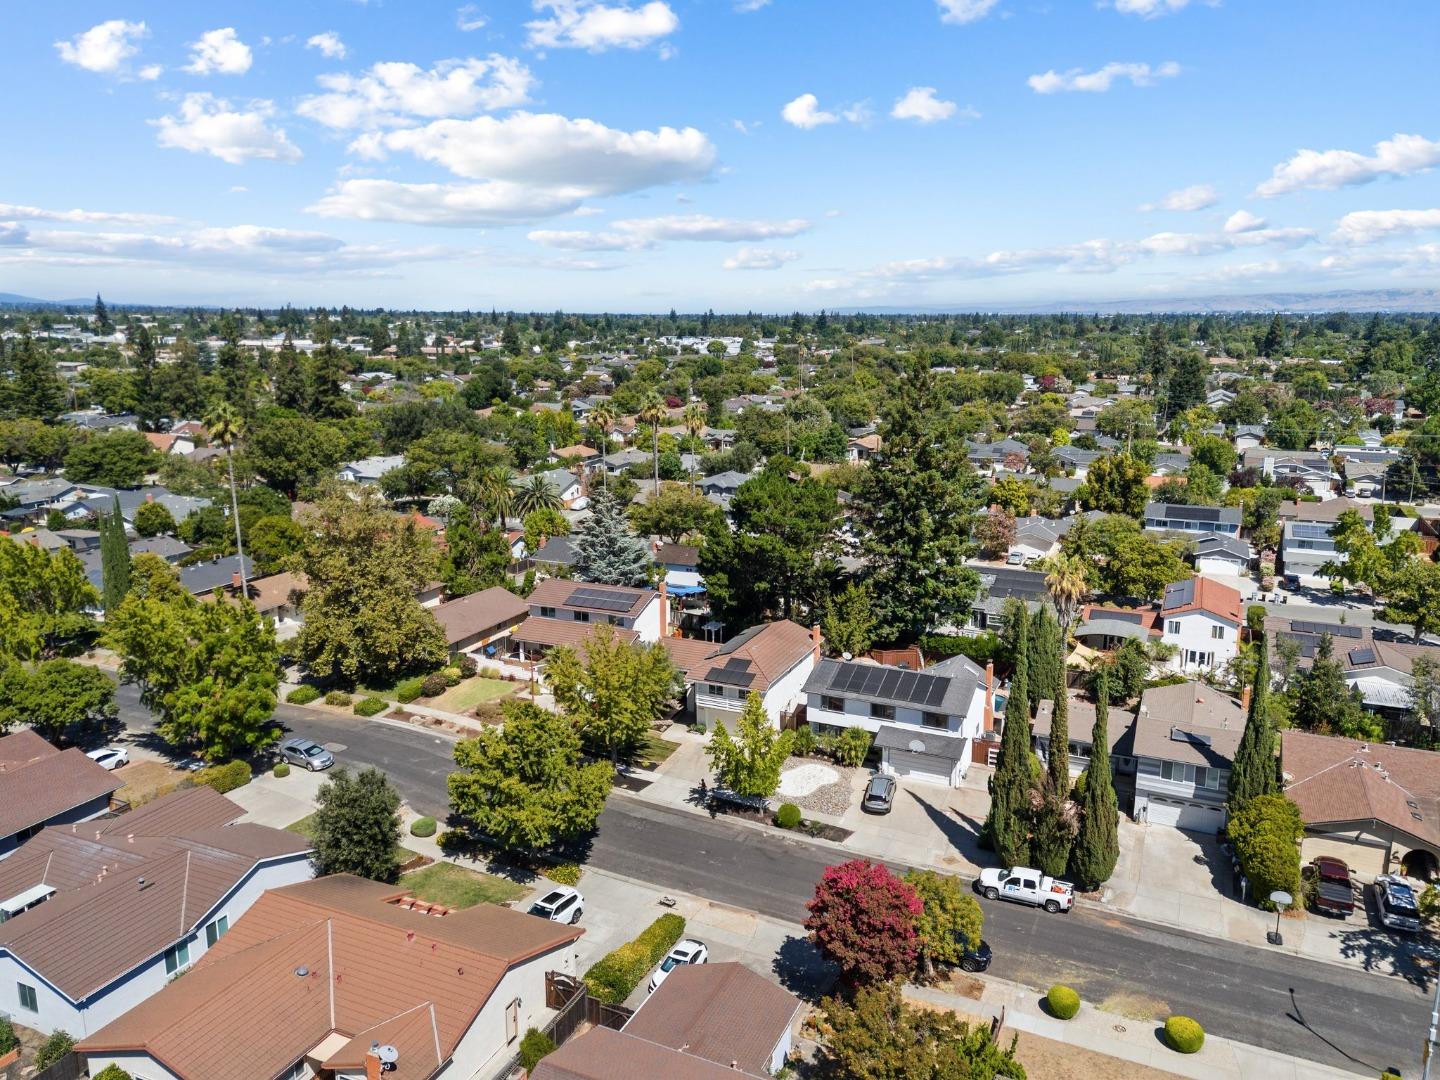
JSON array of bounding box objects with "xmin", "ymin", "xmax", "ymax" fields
[
  {"xmin": 86, "ymin": 746, "xmax": 129, "ymax": 771},
  {"xmin": 648, "ymin": 938, "xmax": 709, "ymax": 993},
  {"xmin": 975, "ymin": 865, "xmax": 1074, "ymax": 913},
  {"xmin": 529, "ymin": 886, "xmax": 584, "ymax": 925}
]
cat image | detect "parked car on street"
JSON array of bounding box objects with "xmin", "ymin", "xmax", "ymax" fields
[
  {"xmin": 530, "ymin": 886, "xmax": 584, "ymax": 925},
  {"xmin": 278, "ymin": 737, "xmax": 335, "ymax": 771},
  {"xmin": 1305, "ymin": 857, "xmax": 1355, "ymax": 917},
  {"xmin": 975, "ymin": 866, "xmax": 1075, "ymax": 913},
  {"xmin": 959, "ymin": 939, "xmax": 992, "ymax": 973},
  {"xmin": 86, "ymin": 746, "xmax": 128, "ymax": 771},
  {"xmin": 648, "ymin": 938, "xmax": 708, "ymax": 992},
  {"xmin": 1373, "ymin": 876, "xmax": 1422, "ymax": 933},
  {"xmin": 861, "ymin": 775, "xmax": 896, "ymax": 814}
]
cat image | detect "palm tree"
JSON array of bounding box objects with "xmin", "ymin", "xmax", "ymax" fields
[
  {"xmin": 638, "ymin": 391, "xmax": 667, "ymax": 499},
  {"xmin": 1043, "ymin": 553, "xmax": 1090, "ymax": 635},
  {"xmin": 204, "ymin": 401, "xmax": 248, "ymax": 594},
  {"xmin": 514, "ymin": 473, "xmax": 563, "ymax": 517},
  {"xmin": 591, "ymin": 403, "xmax": 615, "ymax": 490},
  {"xmin": 475, "ymin": 466, "xmax": 516, "ymax": 528},
  {"xmin": 682, "ymin": 403, "xmax": 706, "ymax": 495}
]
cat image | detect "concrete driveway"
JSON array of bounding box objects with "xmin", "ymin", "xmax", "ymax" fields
[{"xmin": 837, "ymin": 769, "xmax": 991, "ymax": 878}]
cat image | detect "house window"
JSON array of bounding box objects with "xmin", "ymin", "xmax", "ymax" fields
[
  {"xmin": 1195, "ymin": 766, "xmax": 1223, "ymax": 790},
  {"xmin": 1211, "ymin": 625, "xmax": 1225, "ymax": 640},
  {"xmin": 1161, "ymin": 761, "xmax": 1192, "ymax": 784},
  {"xmin": 539, "ymin": 606, "xmax": 555, "ymax": 618},
  {"xmin": 574, "ymin": 611, "xmax": 590, "ymax": 623},
  {"xmin": 164, "ymin": 941, "xmax": 191, "ymax": 975},
  {"xmin": 734, "ymin": 688, "xmax": 746, "ymax": 699},
  {"xmin": 870, "ymin": 702, "xmax": 895, "ymax": 721},
  {"xmin": 706, "ymin": 684, "xmax": 724, "ymax": 696},
  {"xmin": 921, "ymin": 712, "xmax": 948, "ymax": 729},
  {"xmin": 278, "ymin": 1062, "xmax": 306, "ymax": 1080},
  {"xmin": 205, "ymin": 915, "xmax": 229, "ymax": 947},
  {"xmin": 17, "ymin": 982, "xmax": 37, "ymax": 1012},
  {"xmin": 1167, "ymin": 620, "xmax": 1182, "ymax": 635},
  {"xmin": 822, "ymin": 695, "xmax": 844, "ymax": 712},
  {"xmin": 506, "ymin": 998, "xmax": 521, "ymax": 1044}
]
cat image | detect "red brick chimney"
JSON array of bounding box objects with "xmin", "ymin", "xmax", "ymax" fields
[
  {"xmin": 231, "ymin": 571, "xmax": 242, "ymax": 591},
  {"xmin": 811, "ymin": 623, "xmax": 822, "ymax": 664},
  {"xmin": 984, "ymin": 660, "xmax": 995, "ymax": 733},
  {"xmin": 1241, "ymin": 684, "xmax": 1252, "ymax": 713},
  {"xmin": 658, "ymin": 578, "xmax": 668, "ymax": 638},
  {"xmin": 365, "ymin": 1045, "xmax": 382, "ymax": 1080}
]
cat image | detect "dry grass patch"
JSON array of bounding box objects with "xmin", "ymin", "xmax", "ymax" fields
[{"xmin": 116, "ymin": 760, "xmax": 189, "ymax": 807}]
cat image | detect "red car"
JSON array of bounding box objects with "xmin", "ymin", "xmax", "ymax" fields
[{"xmin": 1307, "ymin": 857, "xmax": 1355, "ymax": 917}]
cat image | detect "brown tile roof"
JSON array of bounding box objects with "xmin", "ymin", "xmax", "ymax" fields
[
  {"xmin": 531, "ymin": 1025, "xmax": 766, "ymax": 1080},
  {"xmin": 1033, "ymin": 694, "xmax": 1137, "ymax": 758},
  {"xmin": 1133, "ymin": 682, "xmax": 1244, "ymax": 767},
  {"xmin": 1282, "ymin": 730, "xmax": 1440, "ymax": 851},
  {"xmin": 80, "ymin": 874, "xmax": 583, "ymax": 1080},
  {"xmin": 552, "ymin": 443, "xmax": 598, "ymax": 460},
  {"xmin": 699, "ymin": 620, "xmax": 815, "ymax": 694},
  {"xmin": 655, "ymin": 542, "xmax": 699, "ymax": 567},
  {"xmin": 512, "ymin": 615, "xmax": 639, "ymax": 650},
  {"xmin": 1160, "ymin": 576, "xmax": 1242, "ymax": 624},
  {"xmin": 528, "ymin": 577, "xmax": 657, "ymax": 618},
  {"xmin": 621, "ymin": 963, "xmax": 800, "ymax": 1075},
  {"xmin": 660, "ymin": 636, "xmax": 721, "ymax": 681},
  {"xmin": 432, "ymin": 586, "xmax": 529, "ymax": 645},
  {"xmin": 0, "ymin": 732, "xmax": 121, "ymax": 841},
  {"xmin": 97, "ymin": 784, "xmax": 243, "ymax": 837}
]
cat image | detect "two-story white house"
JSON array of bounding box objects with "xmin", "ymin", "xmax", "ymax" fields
[
  {"xmin": 801, "ymin": 654, "xmax": 987, "ymax": 786},
  {"xmin": 674, "ymin": 620, "xmax": 818, "ymax": 730},
  {"xmin": 1158, "ymin": 576, "xmax": 1243, "ymax": 674},
  {"xmin": 0, "ymin": 786, "xmax": 313, "ymax": 1037},
  {"xmin": 512, "ymin": 578, "xmax": 666, "ymax": 660},
  {"xmin": 1143, "ymin": 502, "xmax": 1242, "ymax": 539},
  {"xmin": 1131, "ymin": 682, "xmax": 1244, "ymax": 833}
]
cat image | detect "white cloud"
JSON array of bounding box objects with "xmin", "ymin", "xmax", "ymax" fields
[
  {"xmin": 891, "ymin": 87, "xmax": 960, "ymax": 124},
  {"xmin": 184, "ymin": 28, "xmax": 253, "ymax": 76},
  {"xmin": 297, "ymin": 56, "xmax": 534, "ymax": 129},
  {"xmin": 1110, "ymin": 0, "xmax": 1209, "ymax": 17},
  {"xmin": 528, "ymin": 214, "xmax": 811, "ymax": 250},
  {"xmin": 229, "ymin": 186, "xmax": 249, "ymax": 193},
  {"xmin": 735, "ymin": 0, "xmax": 771, "ymax": 10},
  {"xmin": 526, "ymin": 1, "xmax": 679, "ymax": 52},
  {"xmin": 1028, "ymin": 60, "xmax": 1180, "ymax": 94},
  {"xmin": 152, "ymin": 94, "xmax": 302, "ymax": 165},
  {"xmin": 1137, "ymin": 225, "xmax": 1313, "ymax": 257},
  {"xmin": 456, "ymin": 4, "xmax": 489, "ymax": 30},
  {"xmin": 1255, "ymin": 134, "xmax": 1440, "ymax": 198},
  {"xmin": 55, "ymin": 20, "xmax": 148, "ymax": 76},
  {"xmin": 723, "ymin": 246, "xmax": 798, "ymax": 270},
  {"xmin": 782, "ymin": 93, "xmax": 838, "ymax": 129},
  {"xmin": 138, "ymin": 64, "xmax": 163, "ymax": 81},
  {"xmin": 1139, "ymin": 183, "xmax": 1217, "ymax": 212},
  {"xmin": 0, "ymin": 203, "xmax": 177, "ymax": 226},
  {"xmin": 1332, "ymin": 208, "xmax": 1440, "ymax": 246},
  {"xmin": 306, "ymin": 32, "xmax": 347, "ymax": 60},
  {"xmin": 1223, "ymin": 209, "xmax": 1266, "ymax": 233},
  {"xmin": 309, "ymin": 179, "xmax": 585, "ymax": 224},
  {"xmin": 937, "ymin": 0, "xmax": 1001, "ymax": 24}
]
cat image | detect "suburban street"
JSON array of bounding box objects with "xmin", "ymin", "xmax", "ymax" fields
[{"xmin": 111, "ymin": 682, "xmax": 1433, "ymax": 1077}]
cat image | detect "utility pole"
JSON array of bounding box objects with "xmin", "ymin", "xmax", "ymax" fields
[{"xmin": 1423, "ymin": 963, "xmax": 1438, "ymax": 1080}]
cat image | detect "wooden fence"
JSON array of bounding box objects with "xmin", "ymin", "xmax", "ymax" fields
[{"xmin": 487, "ymin": 973, "xmax": 633, "ymax": 1079}]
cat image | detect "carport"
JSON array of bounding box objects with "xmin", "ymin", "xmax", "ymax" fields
[{"xmin": 873, "ymin": 725, "xmax": 969, "ymax": 787}]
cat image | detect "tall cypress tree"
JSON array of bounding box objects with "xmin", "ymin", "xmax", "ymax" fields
[
  {"xmin": 1070, "ymin": 671, "xmax": 1120, "ymax": 890},
  {"xmin": 1027, "ymin": 607, "xmax": 1061, "ymax": 717},
  {"xmin": 1047, "ymin": 658, "xmax": 1069, "ymax": 792},
  {"xmin": 100, "ymin": 498, "xmax": 131, "ymax": 614},
  {"xmin": 1227, "ymin": 634, "xmax": 1278, "ymax": 815},
  {"xmin": 984, "ymin": 608, "xmax": 1032, "ymax": 867}
]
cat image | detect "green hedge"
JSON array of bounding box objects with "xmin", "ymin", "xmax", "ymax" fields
[
  {"xmin": 324, "ymin": 690, "xmax": 352, "ymax": 707},
  {"xmin": 1164, "ymin": 1015, "xmax": 1205, "ymax": 1053},
  {"xmin": 519, "ymin": 1028, "xmax": 556, "ymax": 1072},
  {"xmin": 395, "ymin": 676, "xmax": 426, "ymax": 704},
  {"xmin": 287, "ymin": 685, "xmax": 321, "ymax": 705},
  {"xmin": 0, "ymin": 1015, "xmax": 16, "ymax": 1055},
  {"xmin": 354, "ymin": 696, "xmax": 387, "ymax": 717},
  {"xmin": 583, "ymin": 913, "xmax": 686, "ymax": 1004},
  {"xmin": 35, "ymin": 1031, "xmax": 74, "ymax": 1070},
  {"xmin": 776, "ymin": 803, "xmax": 802, "ymax": 829},
  {"xmin": 195, "ymin": 760, "xmax": 251, "ymax": 794},
  {"xmin": 93, "ymin": 1066, "xmax": 134, "ymax": 1080},
  {"xmin": 920, "ymin": 632, "xmax": 1002, "ymax": 664},
  {"xmin": 409, "ymin": 816, "xmax": 437, "ymax": 837},
  {"xmin": 1047, "ymin": 985, "xmax": 1080, "ymax": 1020},
  {"xmin": 273, "ymin": 762, "xmax": 290, "ymax": 778},
  {"xmin": 547, "ymin": 862, "xmax": 582, "ymax": 886}
]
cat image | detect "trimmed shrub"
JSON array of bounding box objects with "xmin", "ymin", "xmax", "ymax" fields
[
  {"xmin": 354, "ymin": 696, "xmax": 387, "ymax": 717},
  {"xmin": 1164, "ymin": 1015, "xmax": 1205, "ymax": 1054},
  {"xmin": 0, "ymin": 1015, "xmax": 17, "ymax": 1055},
  {"xmin": 35, "ymin": 1031, "xmax": 75, "ymax": 1070},
  {"xmin": 920, "ymin": 631, "xmax": 1002, "ymax": 664},
  {"xmin": 421, "ymin": 672, "xmax": 449, "ymax": 698},
  {"xmin": 776, "ymin": 803, "xmax": 803, "ymax": 830},
  {"xmin": 395, "ymin": 676, "xmax": 426, "ymax": 704},
  {"xmin": 287, "ymin": 685, "xmax": 321, "ymax": 705},
  {"xmin": 324, "ymin": 690, "xmax": 353, "ymax": 707},
  {"xmin": 693, "ymin": 720, "xmax": 707, "ymax": 735},
  {"xmin": 583, "ymin": 913, "xmax": 686, "ymax": 1004},
  {"xmin": 833, "ymin": 726, "xmax": 872, "ymax": 767},
  {"xmin": 93, "ymin": 1067, "xmax": 134, "ymax": 1080},
  {"xmin": 442, "ymin": 665, "xmax": 463, "ymax": 687},
  {"xmin": 273, "ymin": 762, "xmax": 290, "ymax": 778},
  {"xmin": 791, "ymin": 726, "xmax": 817, "ymax": 757},
  {"xmin": 519, "ymin": 1028, "xmax": 556, "ymax": 1073},
  {"xmin": 1246, "ymin": 605, "xmax": 1268, "ymax": 633},
  {"xmin": 547, "ymin": 862, "xmax": 582, "ymax": 886},
  {"xmin": 409, "ymin": 816, "xmax": 437, "ymax": 838},
  {"xmin": 481, "ymin": 665, "xmax": 502, "ymax": 680},
  {"xmin": 1046, "ymin": 984, "xmax": 1081, "ymax": 1020},
  {"xmin": 455, "ymin": 654, "xmax": 478, "ymax": 678},
  {"xmin": 195, "ymin": 760, "xmax": 251, "ymax": 794},
  {"xmin": 436, "ymin": 828, "xmax": 467, "ymax": 853}
]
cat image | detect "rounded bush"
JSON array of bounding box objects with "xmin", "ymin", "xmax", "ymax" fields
[
  {"xmin": 0, "ymin": 1015, "xmax": 17, "ymax": 1056},
  {"xmin": 547, "ymin": 862, "xmax": 582, "ymax": 886},
  {"xmin": 273, "ymin": 762, "xmax": 290, "ymax": 778},
  {"xmin": 421, "ymin": 672, "xmax": 449, "ymax": 697},
  {"xmin": 195, "ymin": 760, "xmax": 252, "ymax": 794},
  {"xmin": 395, "ymin": 676, "xmax": 426, "ymax": 704},
  {"xmin": 442, "ymin": 665, "xmax": 463, "ymax": 686},
  {"xmin": 354, "ymin": 696, "xmax": 387, "ymax": 718},
  {"xmin": 519, "ymin": 1028, "xmax": 556, "ymax": 1073},
  {"xmin": 455, "ymin": 654, "xmax": 478, "ymax": 678},
  {"xmin": 93, "ymin": 1067, "xmax": 134, "ymax": 1080},
  {"xmin": 693, "ymin": 720, "xmax": 707, "ymax": 735},
  {"xmin": 776, "ymin": 803, "xmax": 803, "ymax": 830},
  {"xmin": 286, "ymin": 685, "xmax": 321, "ymax": 705},
  {"xmin": 1164, "ymin": 1015, "xmax": 1205, "ymax": 1054},
  {"xmin": 436, "ymin": 828, "xmax": 467, "ymax": 853},
  {"xmin": 35, "ymin": 1031, "xmax": 75, "ymax": 1070},
  {"xmin": 324, "ymin": 690, "xmax": 353, "ymax": 707},
  {"xmin": 409, "ymin": 816, "xmax": 437, "ymax": 838},
  {"xmin": 1046, "ymin": 985, "xmax": 1080, "ymax": 1020},
  {"xmin": 481, "ymin": 665, "xmax": 502, "ymax": 680},
  {"xmin": 791, "ymin": 727, "xmax": 817, "ymax": 757}
]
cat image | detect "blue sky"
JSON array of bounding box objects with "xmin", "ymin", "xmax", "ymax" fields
[{"xmin": 4, "ymin": 0, "xmax": 1439, "ymax": 310}]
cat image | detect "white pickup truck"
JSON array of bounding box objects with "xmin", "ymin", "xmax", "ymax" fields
[{"xmin": 975, "ymin": 866, "xmax": 1075, "ymax": 913}]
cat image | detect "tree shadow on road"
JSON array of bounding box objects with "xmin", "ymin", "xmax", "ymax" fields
[
  {"xmin": 1327, "ymin": 889, "xmax": 1438, "ymax": 992},
  {"xmin": 907, "ymin": 789, "xmax": 987, "ymax": 868},
  {"xmin": 772, "ymin": 934, "xmax": 838, "ymax": 1001},
  {"xmin": 1285, "ymin": 987, "xmax": 1403, "ymax": 1077}
]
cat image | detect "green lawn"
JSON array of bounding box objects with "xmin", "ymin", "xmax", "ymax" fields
[
  {"xmin": 426, "ymin": 677, "xmax": 515, "ymax": 712},
  {"xmin": 285, "ymin": 814, "xmax": 421, "ymax": 864},
  {"xmin": 631, "ymin": 731, "xmax": 680, "ymax": 770},
  {"xmin": 401, "ymin": 861, "xmax": 527, "ymax": 908}
]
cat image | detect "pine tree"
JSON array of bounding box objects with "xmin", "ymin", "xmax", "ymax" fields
[
  {"xmin": 1027, "ymin": 607, "xmax": 1061, "ymax": 716},
  {"xmin": 1293, "ymin": 632, "xmax": 1379, "ymax": 739},
  {"xmin": 1227, "ymin": 634, "xmax": 1278, "ymax": 815},
  {"xmin": 1047, "ymin": 660, "xmax": 1069, "ymax": 792},
  {"xmin": 984, "ymin": 609, "xmax": 1032, "ymax": 867},
  {"xmin": 271, "ymin": 333, "xmax": 307, "ymax": 411},
  {"xmin": 11, "ymin": 336, "xmax": 66, "ymax": 421},
  {"xmin": 1070, "ymin": 671, "xmax": 1120, "ymax": 890},
  {"xmin": 130, "ymin": 323, "xmax": 162, "ymax": 432},
  {"xmin": 99, "ymin": 498, "xmax": 131, "ymax": 614},
  {"xmin": 572, "ymin": 490, "xmax": 653, "ymax": 588}
]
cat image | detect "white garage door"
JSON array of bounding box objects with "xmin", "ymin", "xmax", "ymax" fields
[
  {"xmin": 885, "ymin": 749, "xmax": 954, "ymax": 786},
  {"xmin": 1147, "ymin": 797, "xmax": 1223, "ymax": 833}
]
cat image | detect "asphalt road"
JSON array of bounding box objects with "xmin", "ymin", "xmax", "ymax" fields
[{"xmin": 113, "ymin": 683, "xmax": 1432, "ymax": 1077}]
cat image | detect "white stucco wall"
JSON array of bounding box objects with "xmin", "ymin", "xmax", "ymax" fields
[
  {"xmin": 1161, "ymin": 611, "xmax": 1238, "ymax": 672},
  {"xmin": 444, "ymin": 942, "xmax": 579, "ymax": 1080},
  {"xmin": 81, "ymin": 1051, "xmax": 184, "ymax": 1080}
]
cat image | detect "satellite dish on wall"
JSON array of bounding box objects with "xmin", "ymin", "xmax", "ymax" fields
[
  {"xmin": 908, "ymin": 739, "xmax": 926, "ymax": 753},
  {"xmin": 378, "ymin": 1045, "xmax": 400, "ymax": 1067}
]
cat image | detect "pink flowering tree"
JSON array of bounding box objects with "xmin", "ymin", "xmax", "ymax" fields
[{"xmin": 804, "ymin": 859, "xmax": 923, "ymax": 985}]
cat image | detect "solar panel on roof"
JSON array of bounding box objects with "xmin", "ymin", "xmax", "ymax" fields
[
  {"xmin": 923, "ymin": 677, "xmax": 948, "ymax": 708},
  {"xmin": 1348, "ymin": 647, "xmax": 1376, "ymax": 666},
  {"xmin": 1279, "ymin": 632, "xmax": 1321, "ymax": 659},
  {"xmin": 1290, "ymin": 620, "xmax": 1361, "ymax": 639},
  {"xmin": 1170, "ymin": 728, "xmax": 1212, "ymax": 748},
  {"xmin": 1109, "ymin": 611, "xmax": 1145, "ymax": 625},
  {"xmin": 894, "ymin": 670, "xmax": 918, "ymax": 703},
  {"xmin": 860, "ymin": 667, "xmax": 885, "ymax": 696},
  {"xmin": 878, "ymin": 668, "xmax": 903, "ymax": 700},
  {"xmin": 567, "ymin": 586, "xmax": 643, "ymax": 612}
]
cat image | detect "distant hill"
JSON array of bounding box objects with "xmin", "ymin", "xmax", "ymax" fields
[
  {"xmin": 0, "ymin": 292, "xmax": 97, "ymax": 307},
  {"xmin": 832, "ymin": 288, "xmax": 1440, "ymax": 315}
]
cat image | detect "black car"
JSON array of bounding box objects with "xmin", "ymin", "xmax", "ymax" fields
[
  {"xmin": 861, "ymin": 775, "xmax": 897, "ymax": 814},
  {"xmin": 959, "ymin": 939, "xmax": 992, "ymax": 973}
]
